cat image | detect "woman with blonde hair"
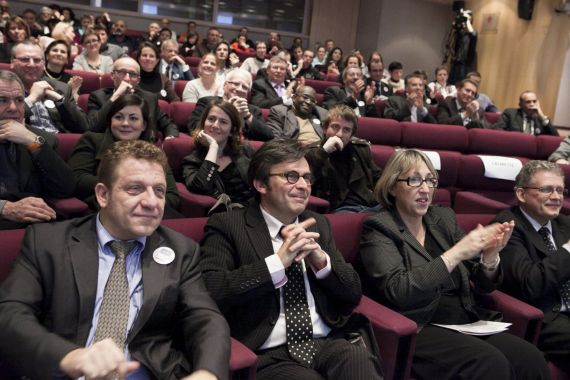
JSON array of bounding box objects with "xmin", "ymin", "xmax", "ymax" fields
[
  {"xmin": 182, "ymin": 53, "xmax": 223, "ymax": 103},
  {"xmin": 72, "ymin": 30, "xmax": 113, "ymax": 75}
]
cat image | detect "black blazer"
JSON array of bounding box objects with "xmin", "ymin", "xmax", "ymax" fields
[
  {"xmin": 383, "ymin": 95, "xmax": 436, "ymax": 123},
  {"xmin": 360, "ymin": 206, "xmax": 501, "ymax": 327},
  {"xmin": 199, "ymin": 201, "xmax": 362, "ymax": 350},
  {"xmin": 436, "ymin": 97, "xmax": 491, "ymax": 129},
  {"xmin": 493, "ymin": 108, "xmax": 559, "ymax": 136},
  {"xmin": 87, "ymin": 87, "xmax": 179, "ymax": 138},
  {"xmin": 250, "ymin": 77, "xmax": 289, "ymax": 109},
  {"xmin": 0, "ymin": 216, "xmax": 230, "ymax": 380},
  {"xmin": 323, "ymin": 86, "xmax": 380, "ymax": 118},
  {"xmin": 494, "ymin": 206, "xmax": 570, "ymax": 322}
]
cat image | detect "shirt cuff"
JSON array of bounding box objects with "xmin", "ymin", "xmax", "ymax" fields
[
  {"xmin": 282, "ymin": 95, "xmax": 293, "ymax": 106},
  {"xmin": 265, "ymin": 254, "xmax": 287, "ymax": 288},
  {"xmin": 0, "ymin": 199, "xmax": 7, "ymax": 218},
  {"xmin": 311, "ymin": 251, "xmax": 331, "ymax": 279},
  {"xmin": 182, "ymin": 64, "xmax": 190, "ymax": 71},
  {"xmin": 562, "ymin": 243, "xmax": 570, "ymax": 253}
]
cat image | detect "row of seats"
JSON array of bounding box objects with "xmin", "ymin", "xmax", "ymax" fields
[{"xmin": 1, "ymin": 212, "xmax": 565, "ymax": 379}]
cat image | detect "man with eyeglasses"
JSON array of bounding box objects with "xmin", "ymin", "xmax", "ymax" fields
[
  {"xmin": 87, "ymin": 57, "xmax": 179, "ymax": 139},
  {"xmin": 305, "ymin": 105, "xmax": 381, "ymax": 213},
  {"xmin": 11, "ymin": 40, "xmax": 88, "ymax": 133},
  {"xmin": 200, "ymin": 138, "xmax": 383, "ymax": 380},
  {"xmin": 187, "ymin": 68, "xmax": 273, "ymax": 140},
  {"xmin": 266, "ymin": 85, "xmax": 327, "ymax": 144},
  {"xmin": 494, "ymin": 160, "xmax": 570, "ymax": 373}
]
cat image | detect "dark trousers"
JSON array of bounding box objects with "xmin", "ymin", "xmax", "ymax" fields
[
  {"xmin": 539, "ymin": 313, "xmax": 570, "ymax": 374},
  {"xmin": 254, "ymin": 336, "xmax": 383, "ymax": 380},
  {"xmin": 413, "ymin": 325, "xmax": 550, "ymax": 380}
]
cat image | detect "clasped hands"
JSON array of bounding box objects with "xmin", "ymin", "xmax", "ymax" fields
[{"xmin": 277, "ymin": 218, "xmax": 327, "ymax": 271}]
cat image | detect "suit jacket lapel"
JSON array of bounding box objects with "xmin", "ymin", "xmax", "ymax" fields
[
  {"xmin": 69, "ymin": 217, "xmax": 100, "ymax": 344},
  {"xmin": 514, "ymin": 207, "xmax": 552, "ymax": 257},
  {"xmin": 390, "ymin": 209, "xmax": 433, "ymax": 262},
  {"xmin": 245, "ymin": 204, "xmax": 275, "ymax": 260}
]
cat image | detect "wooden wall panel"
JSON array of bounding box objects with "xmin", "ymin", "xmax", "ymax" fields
[
  {"xmin": 309, "ymin": 0, "xmax": 360, "ymax": 52},
  {"xmin": 466, "ymin": 0, "xmax": 569, "ymax": 117}
]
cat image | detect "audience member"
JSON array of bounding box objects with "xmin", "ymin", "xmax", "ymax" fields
[
  {"xmin": 158, "ymin": 28, "xmax": 173, "ymax": 47},
  {"xmin": 12, "ymin": 40, "xmax": 88, "ymax": 133},
  {"xmin": 180, "ymin": 30, "xmax": 199, "ymax": 57},
  {"xmin": 87, "ymin": 57, "xmax": 179, "ymax": 138},
  {"xmin": 360, "ymin": 148, "xmax": 549, "ymax": 380},
  {"xmin": 160, "ymin": 17, "xmax": 177, "ymax": 40},
  {"xmin": 108, "ymin": 19, "xmax": 139, "ymax": 54},
  {"xmin": 367, "ymin": 51, "xmax": 388, "ymax": 79},
  {"xmin": 76, "ymin": 14, "xmax": 94, "ymax": 37},
  {"xmin": 230, "ymin": 26, "xmax": 255, "ymax": 48},
  {"xmin": 494, "ymin": 160, "xmax": 570, "ymax": 374},
  {"xmin": 366, "ymin": 60, "xmax": 392, "ymax": 101},
  {"xmin": 548, "ymin": 137, "xmax": 570, "ymax": 164},
  {"xmin": 324, "ymin": 46, "xmax": 343, "ymax": 80},
  {"xmin": 182, "ymin": 53, "xmax": 223, "ymax": 102},
  {"xmin": 240, "ymin": 41, "xmax": 269, "ymax": 75},
  {"xmin": 312, "ymin": 45, "xmax": 327, "ymax": 70},
  {"xmin": 21, "ymin": 9, "xmax": 43, "ymax": 38},
  {"xmin": 436, "ymin": 78, "xmax": 490, "ymax": 129},
  {"xmin": 0, "ymin": 70, "xmax": 74, "ymax": 230},
  {"xmin": 266, "ymin": 31, "xmax": 282, "ymax": 55},
  {"xmin": 41, "ymin": 21, "xmax": 79, "ymax": 55},
  {"xmin": 0, "ymin": 139, "xmax": 230, "ymax": 379},
  {"xmin": 187, "ymin": 68, "xmax": 272, "ymax": 140},
  {"xmin": 384, "ymin": 72, "xmax": 436, "ymax": 123},
  {"xmin": 494, "ymin": 90, "xmax": 558, "ymax": 136},
  {"xmin": 69, "ymin": 94, "xmax": 180, "ymax": 213},
  {"xmin": 94, "ymin": 24, "xmax": 126, "ymax": 61},
  {"xmin": 323, "ymin": 66, "xmax": 378, "ymax": 117},
  {"xmin": 266, "ymin": 85, "xmax": 327, "ymax": 143},
  {"xmin": 136, "ymin": 41, "xmax": 179, "ymax": 103},
  {"xmin": 291, "ymin": 45, "xmax": 304, "ymax": 68},
  {"xmin": 382, "ymin": 61, "xmax": 405, "ymax": 92},
  {"xmin": 214, "ymin": 40, "xmax": 238, "ymax": 78},
  {"xmin": 143, "ymin": 21, "xmax": 160, "ymax": 47},
  {"xmin": 197, "ymin": 26, "xmax": 221, "ymax": 57},
  {"xmin": 295, "ymin": 50, "xmax": 322, "ymax": 80},
  {"xmin": 182, "ymin": 99, "xmax": 254, "ymax": 211},
  {"xmin": 0, "ymin": 16, "xmax": 28, "ymax": 63},
  {"xmin": 178, "ymin": 20, "xmax": 201, "ymax": 45},
  {"xmin": 251, "ymin": 56, "xmax": 295, "ymax": 109},
  {"xmin": 200, "ymin": 138, "xmax": 383, "ymax": 380},
  {"xmin": 72, "ymin": 30, "xmax": 113, "ymax": 75},
  {"xmin": 231, "ymin": 34, "xmax": 254, "ymax": 54},
  {"xmin": 465, "ymin": 71, "xmax": 499, "ymax": 112},
  {"xmin": 159, "ymin": 39, "xmax": 194, "ymax": 83},
  {"xmin": 427, "ymin": 65, "xmax": 456, "ymax": 102},
  {"xmin": 306, "ymin": 105, "xmax": 381, "ymax": 212},
  {"xmin": 43, "ymin": 39, "xmax": 82, "ymax": 101}
]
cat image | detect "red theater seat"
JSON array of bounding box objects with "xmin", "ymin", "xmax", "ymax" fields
[
  {"xmin": 305, "ymin": 79, "xmax": 341, "ymax": 94},
  {"xmin": 401, "ymin": 122, "xmax": 468, "ymax": 152},
  {"xmin": 174, "ymin": 80, "xmax": 188, "ymax": 99},
  {"xmin": 169, "ymin": 101, "xmax": 196, "ymax": 132},
  {"xmin": 357, "ymin": 117, "xmax": 401, "ymax": 146},
  {"xmin": 537, "ymin": 135, "xmax": 564, "ymax": 160},
  {"xmin": 65, "ymin": 69, "xmax": 101, "ymax": 94},
  {"xmin": 468, "ymin": 128, "xmax": 537, "ymax": 158}
]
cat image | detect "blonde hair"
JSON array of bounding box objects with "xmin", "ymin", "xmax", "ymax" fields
[{"xmin": 51, "ymin": 22, "xmax": 73, "ymax": 42}]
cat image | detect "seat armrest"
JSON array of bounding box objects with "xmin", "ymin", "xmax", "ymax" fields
[
  {"xmin": 230, "ymin": 337, "xmax": 257, "ymax": 380},
  {"xmin": 175, "ymin": 183, "xmax": 216, "ymax": 218}
]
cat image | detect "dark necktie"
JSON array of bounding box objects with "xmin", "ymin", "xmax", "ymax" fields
[
  {"xmin": 284, "ymin": 261, "xmax": 316, "ymax": 366},
  {"xmin": 94, "ymin": 240, "xmax": 137, "ymax": 351},
  {"xmin": 538, "ymin": 227, "xmax": 570, "ymax": 307}
]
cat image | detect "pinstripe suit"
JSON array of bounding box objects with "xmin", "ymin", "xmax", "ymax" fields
[{"xmin": 200, "ymin": 201, "xmax": 382, "ymax": 379}]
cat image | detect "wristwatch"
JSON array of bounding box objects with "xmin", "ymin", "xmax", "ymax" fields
[{"xmin": 27, "ymin": 135, "xmax": 46, "ymax": 152}]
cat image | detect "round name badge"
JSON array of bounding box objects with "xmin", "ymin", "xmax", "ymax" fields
[
  {"xmin": 357, "ymin": 101, "xmax": 365, "ymax": 107},
  {"xmin": 160, "ymin": 89, "xmax": 167, "ymax": 98},
  {"xmin": 153, "ymin": 247, "xmax": 175, "ymax": 265},
  {"xmin": 534, "ymin": 127, "xmax": 541, "ymax": 136},
  {"xmin": 313, "ymin": 118, "xmax": 321, "ymax": 125},
  {"xmin": 173, "ymin": 73, "xmax": 180, "ymax": 80},
  {"xmin": 426, "ymin": 98, "xmax": 432, "ymax": 105},
  {"xmin": 44, "ymin": 99, "xmax": 56, "ymax": 109},
  {"xmin": 383, "ymin": 86, "xmax": 389, "ymax": 93}
]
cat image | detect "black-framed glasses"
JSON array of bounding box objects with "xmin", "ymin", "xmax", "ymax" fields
[
  {"xmin": 113, "ymin": 69, "xmax": 140, "ymax": 79},
  {"xmin": 397, "ymin": 176, "xmax": 438, "ymax": 188},
  {"xmin": 13, "ymin": 57, "xmax": 44, "ymax": 64},
  {"xmin": 269, "ymin": 171, "xmax": 313, "ymax": 185},
  {"xmin": 226, "ymin": 80, "xmax": 250, "ymax": 92},
  {"xmin": 297, "ymin": 94, "xmax": 316, "ymax": 104},
  {"xmin": 522, "ymin": 186, "xmax": 568, "ymax": 196}
]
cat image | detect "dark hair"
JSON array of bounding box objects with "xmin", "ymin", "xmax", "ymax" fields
[
  {"xmin": 136, "ymin": 41, "xmax": 160, "ymax": 70},
  {"xmin": 404, "ymin": 72, "xmax": 425, "ymax": 87},
  {"xmin": 193, "ymin": 99, "xmax": 242, "ymax": 156},
  {"xmin": 458, "ymin": 78, "xmax": 478, "ymax": 89},
  {"xmin": 434, "ymin": 65, "xmax": 449, "ymax": 76},
  {"xmin": 367, "ymin": 50, "xmax": 384, "ymax": 69},
  {"xmin": 61, "ymin": 7, "xmax": 76, "ymax": 22},
  {"xmin": 81, "ymin": 29, "xmax": 100, "ymax": 45},
  {"xmin": 105, "ymin": 94, "xmax": 156, "ymax": 142},
  {"xmin": 248, "ymin": 138, "xmax": 307, "ymax": 195},
  {"xmin": 326, "ymin": 47, "xmax": 343, "ymax": 67},
  {"xmin": 93, "ymin": 24, "xmax": 109, "ymax": 34},
  {"xmin": 159, "ymin": 27, "xmax": 172, "ymax": 39},
  {"xmin": 44, "ymin": 39, "xmax": 71, "ymax": 62},
  {"xmin": 0, "ymin": 70, "xmax": 25, "ymax": 91},
  {"xmin": 98, "ymin": 140, "xmax": 168, "ymax": 188},
  {"xmin": 388, "ymin": 61, "xmax": 403, "ymax": 72},
  {"xmin": 343, "ymin": 53, "xmax": 362, "ymax": 69},
  {"xmin": 5, "ymin": 16, "xmax": 30, "ymax": 43},
  {"xmin": 214, "ymin": 40, "xmax": 232, "ymax": 69},
  {"xmin": 324, "ymin": 104, "xmax": 358, "ymax": 136}
]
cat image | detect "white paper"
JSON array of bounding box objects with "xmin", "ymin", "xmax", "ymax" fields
[
  {"xmin": 477, "ymin": 155, "xmax": 523, "ymax": 181},
  {"xmin": 421, "ymin": 150, "xmax": 442, "ymax": 170},
  {"xmin": 433, "ymin": 320, "xmax": 512, "ymax": 336}
]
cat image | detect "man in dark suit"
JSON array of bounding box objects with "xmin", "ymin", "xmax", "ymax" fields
[
  {"xmin": 323, "ymin": 67, "xmax": 379, "ymax": 118},
  {"xmin": 12, "ymin": 40, "xmax": 88, "ymax": 133},
  {"xmin": 436, "ymin": 78, "xmax": 491, "ymax": 129},
  {"xmin": 0, "ymin": 140, "xmax": 230, "ymax": 379},
  {"xmin": 200, "ymin": 139, "xmax": 383, "ymax": 380},
  {"xmin": 366, "ymin": 61, "xmax": 392, "ymax": 101},
  {"xmin": 306, "ymin": 105, "xmax": 381, "ymax": 212},
  {"xmin": 88, "ymin": 57, "xmax": 179, "ymax": 138},
  {"xmin": 159, "ymin": 39, "xmax": 194, "ymax": 83},
  {"xmin": 494, "ymin": 160, "xmax": 570, "ymax": 373},
  {"xmin": 266, "ymin": 85, "xmax": 328, "ymax": 143},
  {"xmin": 0, "ymin": 70, "xmax": 75, "ymax": 230},
  {"xmin": 494, "ymin": 91, "xmax": 558, "ymax": 136},
  {"xmin": 186, "ymin": 68, "xmax": 273, "ymax": 140},
  {"xmin": 251, "ymin": 56, "xmax": 295, "ymax": 109},
  {"xmin": 108, "ymin": 19, "xmax": 140, "ymax": 55},
  {"xmin": 383, "ymin": 73, "xmax": 436, "ymax": 123}
]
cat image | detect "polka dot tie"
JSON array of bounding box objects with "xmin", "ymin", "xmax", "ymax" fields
[
  {"xmin": 538, "ymin": 227, "xmax": 570, "ymax": 308},
  {"xmin": 93, "ymin": 240, "xmax": 137, "ymax": 351},
  {"xmin": 284, "ymin": 261, "xmax": 316, "ymax": 367}
]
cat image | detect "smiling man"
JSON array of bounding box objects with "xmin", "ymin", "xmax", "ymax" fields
[
  {"xmin": 200, "ymin": 138, "xmax": 383, "ymax": 380},
  {"xmin": 0, "ymin": 140, "xmax": 230, "ymax": 379},
  {"xmin": 436, "ymin": 78, "xmax": 490, "ymax": 129},
  {"xmin": 494, "ymin": 160, "xmax": 570, "ymax": 373}
]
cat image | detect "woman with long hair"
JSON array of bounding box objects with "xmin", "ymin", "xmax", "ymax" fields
[
  {"xmin": 137, "ymin": 41, "xmax": 179, "ymax": 102},
  {"xmin": 0, "ymin": 16, "xmax": 29, "ymax": 62},
  {"xmin": 72, "ymin": 30, "xmax": 113, "ymax": 75},
  {"xmin": 214, "ymin": 40, "xmax": 238, "ymax": 78}
]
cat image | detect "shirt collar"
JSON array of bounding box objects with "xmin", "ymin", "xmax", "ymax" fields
[
  {"xmin": 520, "ymin": 207, "xmax": 552, "ymax": 233},
  {"xmin": 259, "ymin": 205, "xmax": 298, "ymax": 240},
  {"xmin": 96, "ymin": 213, "xmax": 147, "ymax": 251}
]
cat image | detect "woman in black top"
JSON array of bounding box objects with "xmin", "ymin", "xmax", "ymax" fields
[{"xmin": 136, "ymin": 41, "xmax": 179, "ymax": 102}]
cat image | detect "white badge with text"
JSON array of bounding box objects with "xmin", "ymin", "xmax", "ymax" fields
[{"xmin": 153, "ymin": 247, "xmax": 175, "ymax": 265}]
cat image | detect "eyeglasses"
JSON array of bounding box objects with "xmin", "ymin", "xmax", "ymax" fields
[
  {"xmin": 83, "ymin": 39, "xmax": 100, "ymax": 45},
  {"xmin": 13, "ymin": 57, "xmax": 44, "ymax": 64},
  {"xmin": 522, "ymin": 186, "xmax": 568, "ymax": 196},
  {"xmin": 226, "ymin": 80, "xmax": 250, "ymax": 92},
  {"xmin": 397, "ymin": 176, "xmax": 438, "ymax": 188},
  {"xmin": 297, "ymin": 94, "xmax": 316, "ymax": 104},
  {"xmin": 269, "ymin": 171, "xmax": 313, "ymax": 185},
  {"xmin": 113, "ymin": 69, "xmax": 140, "ymax": 79}
]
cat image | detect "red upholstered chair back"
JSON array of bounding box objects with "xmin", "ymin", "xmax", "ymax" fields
[
  {"xmin": 356, "ymin": 117, "xmax": 401, "ymax": 146},
  {"xmin": 457, "ymin": 154, "xmax": 528, "ymax": 191},
  {"xmin": 401, "ymin": 122, "xmax": 468, "ymax": 152},
  {"xmin": 0, "ymin": 62, "xmax": 11, "ymax": 70},
  {"xmin": 536, "ymin": 135, "xmax": 564, "ymax": 160},
  {"xmin": 100, "ymin": 73, "xmax": 114, "ymax": 89},
  {"xmin": 467, "ymin": 129, "xmax": 537, "ymax": 158},
  {"xmin": 162, "ymin": 136, "xmax": 196, "ymax": 181},
  {"xmin": 456, "ymin": 214, "xmax": 495, "ymax": 233},
  {"xmin": 484, "ymin": 112, "xmax": 501, "ymax": 124},
  {"xmin": 325, "ymin": 213, "xmax": 370, "ymax": 264},
  {"xmin": 77, "ymin": 93, "xmax": 89, "ymax": 113},
  {"xmin": 174, "ymin": 80, "xmax": 188, "ymax": 99},
  {"xmin": 161, "ymin": 217, "xmax": 208, "ymax": 242},
  {"xmin": 0, "ymin": 229, "xmax": 26, "ymax": 282},
  {"xmin": 184, "ymin": 56, "xmax": 202, "ymax": 67},
  {"xmin": 170, "ymin": 101, "xmax": 196, "ymax": 131},
  {"xmin": 158, "ymin": 99, "xmax": 170, "ymax": 116},
  {"xmin": 374, "ymin": 99, "xmax": 386, "ymax": 116},
  {"xmin": 370, "ymin": 145, "xmax": 395, "ymax": 169},
  {"xmin": 305, "ymin": 79, "xmax": 341, "ymax": 94},
  {"xmin": 65, "ymin": 69, "xmax": 101, "ymax": 94},
  {"xmin": 56, "ymin": 134, "xmax": 82, "ymax": 162},
  {"xmin": 260, "ymin": 108, "xmax": 270, "ymax": 121}
]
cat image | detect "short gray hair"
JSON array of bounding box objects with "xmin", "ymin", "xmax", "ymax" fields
[{"xmin": 514, "ymin": 160, "xmax": 564, "ymax": 188}]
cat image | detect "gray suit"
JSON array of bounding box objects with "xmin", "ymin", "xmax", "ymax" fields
[{"xmin": 266, "ymin": 104, "xmax": 328, "ymax": 139}]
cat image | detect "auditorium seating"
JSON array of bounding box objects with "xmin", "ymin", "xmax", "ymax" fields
[
  {"xmin": 170, "ymin": 101, "xmax": 196, "ymax": 133},
  {"xmin": 65, "ymin": 69, "xmax": 101, "ymax": 94},
  {"xmin": 175, "ymin": 80, "xmax": 188, "ymax": 99}
]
